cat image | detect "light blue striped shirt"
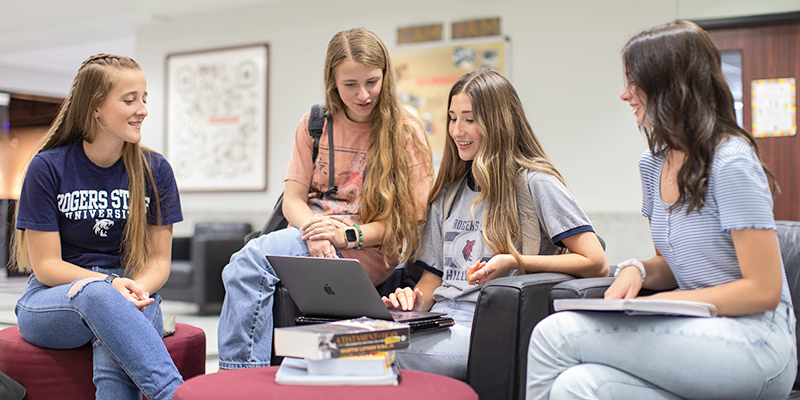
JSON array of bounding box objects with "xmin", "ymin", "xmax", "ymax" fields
[{"xmin": 640, "ymin": 136, "xmax": 792, "ymax": 306}]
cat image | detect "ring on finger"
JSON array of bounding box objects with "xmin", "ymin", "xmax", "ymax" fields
[{"xmin": 324, "ymin": 251, "xmax": 332, "ymax": 256}]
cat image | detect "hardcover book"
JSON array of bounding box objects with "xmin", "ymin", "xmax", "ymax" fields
[
  {"xmin": 275, "ymin": 357, "xmax": 400, "ymax": 386},
  {"xmin": 553, "ymin": 298, "xmax": 718, "ymax": 317},
  {"xmin": 274, "ymin": 317, "xmax": 410, "ymax": 360},
  {"xmin": 306, "ymin": 351, "xmax": 395, "ymax": 376}
]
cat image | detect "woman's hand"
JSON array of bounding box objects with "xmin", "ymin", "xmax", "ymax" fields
[
  {"xmin": 305, "ymin": 237, "xmax": 338, "ymax": 259},
  {"xmin": 112, "ymin": 277, "xmax": 154, "ymax": 311},
  {"xmin": 467, "ymin": 254, "xmax": 516, "ymax": 285},
  {"xmin": 604, "ymin": 266, "xmax": 643, "ymax": 299},
  {"xmin": 382, "ymin": 287, "xmax": 425, "ymax": 311},
  {"xmin": 300, "ymin": 216, "xmax": 348, "ymax": 249}
]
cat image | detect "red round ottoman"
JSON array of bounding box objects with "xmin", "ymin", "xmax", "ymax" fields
[
  {"xmin": 0, "ymin": 323, "xmax": 206, "ymax": 400},
  {"xmin": 175, "ymin": 366, "xmax": 478, "ymax": 400}
]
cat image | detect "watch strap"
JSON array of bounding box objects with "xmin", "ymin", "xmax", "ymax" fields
[{"xmin": 105, "ymin": 273, "xmax": 120, "ymax": 284}]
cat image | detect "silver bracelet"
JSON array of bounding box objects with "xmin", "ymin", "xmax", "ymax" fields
[{"xmin": 614, "ymin": 258, "xmax": 646, "ymax": 282}]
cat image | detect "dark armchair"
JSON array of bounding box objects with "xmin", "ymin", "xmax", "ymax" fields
[
  {"xmin": 466, "ymin": 272, "xmax": 577, "ymax": 400},
  {"xmin": 549, "ymin": 220, "xmax": 800, "ymax": 398},
  {"xmin": 160, "ymin": 222, "xmax": 252, "ymax": 315}
]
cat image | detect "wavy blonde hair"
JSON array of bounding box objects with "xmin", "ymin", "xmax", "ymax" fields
[
  {"xmin": 323, "ymin": 28, "xmax": 432, "ymax": 266},
  {"xmin": 12, "ymin": 54, "xmax": 161, "ymax": 277},
  {"xmin": 431, "ymin": 68, "xmax": 563, "ymax": 265}
]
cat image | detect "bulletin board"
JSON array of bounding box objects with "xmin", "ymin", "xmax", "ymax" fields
[
  {"xmin": 391, "ymin": 38, "xmax": 509, "ymax": 155},
  {"xmin": 751, "ymin": 78, "xmax": 796, "ymax": 138}
]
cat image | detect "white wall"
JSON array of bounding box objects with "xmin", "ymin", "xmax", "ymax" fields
[{"xmin": 135, "ymin": 0, "xmax": 800, "ymax": 263}]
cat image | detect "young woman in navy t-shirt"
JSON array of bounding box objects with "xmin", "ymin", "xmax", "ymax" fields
[{"xmin": 13, "ymin": 54, "xmax": 184, "ymax": 400}]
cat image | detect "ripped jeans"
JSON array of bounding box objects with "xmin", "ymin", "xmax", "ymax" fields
[{"xmin": 15, "ymin": 267, "xmax": 183, "ymax": 400}]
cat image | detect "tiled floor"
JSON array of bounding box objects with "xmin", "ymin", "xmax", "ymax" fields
[{"xmin": 0, "ymin": 271, "xmax": 221, "ymax": 374}]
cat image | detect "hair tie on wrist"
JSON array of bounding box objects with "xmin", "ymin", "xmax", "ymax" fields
[{"xmin": 614, "ymin": 258, "xmax": 646, "ymax": 282}]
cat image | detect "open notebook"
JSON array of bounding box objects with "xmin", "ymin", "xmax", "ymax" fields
[{"xmin": 267, "ymin": 255, "xmax": 455, "ymax": 333}]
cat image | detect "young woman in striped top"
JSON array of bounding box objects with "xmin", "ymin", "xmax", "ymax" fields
[{"xmin": 526, "ymin": 20, "xmax": 796, "ymax": 400}]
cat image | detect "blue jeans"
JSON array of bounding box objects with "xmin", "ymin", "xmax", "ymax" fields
[
  {"xmin": 393, "ymin": 299, "xmax": 475, "ymax": 381},
  {"xmin": 217, "ymin": 227, "xmax": 312, "ymax": 369},
  {"xmin": 526, "ymin": 302, "xmax": 797, "ymax": 400},
  {"xmin": 15, "ymin": 267, "xmax": 183, "ymax": 400}
]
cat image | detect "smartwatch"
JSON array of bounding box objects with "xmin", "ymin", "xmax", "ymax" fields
[
  {"xmin": 344, "ymin": 227, "xmax": 358, "ymax": 249},
  {"xmin": 105, "ymin": 273, "xmax": 120, "ymax": 284}
]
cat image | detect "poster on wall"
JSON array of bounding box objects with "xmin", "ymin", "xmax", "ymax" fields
[
  {"xmin": 391, "ymin": 38, "xmax": 509, "ymax": 156},
  {"xmin": 166, "ymin": 44, "xmax": 269, "ymax": 192},
  {"xmin": 751, "ymin": 78, "xmax": 796, "ymax": 138}
]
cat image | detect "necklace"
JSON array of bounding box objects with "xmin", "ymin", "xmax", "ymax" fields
[{"xmin": 665, "ymin": 151, "xmax": 677, "ymax": 186}]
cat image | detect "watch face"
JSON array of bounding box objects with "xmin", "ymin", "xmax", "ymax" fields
[{"xmin": 345, "ymin": 228, "xmax": 358, "ymax": 242}]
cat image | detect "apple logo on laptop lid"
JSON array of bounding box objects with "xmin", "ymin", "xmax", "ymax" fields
[{"xmin": 323, "ymin": 284, "xmax": 335, "ymax": 295}]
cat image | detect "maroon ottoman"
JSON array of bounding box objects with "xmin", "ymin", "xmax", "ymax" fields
[
  {"xmin": 175, "ymin": 366, "xmax": 478, "ymax": 400},
  {"xmin": 0, "ymin": 323, "xmax": 206, "ymax": 400}
]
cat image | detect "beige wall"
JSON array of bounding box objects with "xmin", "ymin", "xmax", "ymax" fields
[{"xmin": 134, "ymin": 0, "xmax": 800, "ymax": 263}]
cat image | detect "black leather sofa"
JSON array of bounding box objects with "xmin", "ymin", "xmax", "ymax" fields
[{"xmin": 160, "ymin": 222, "xmax": 251, "ymax": 315}]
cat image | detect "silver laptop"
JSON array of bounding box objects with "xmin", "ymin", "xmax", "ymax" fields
[{"xmin": 266, "ymin": 255, "xmax": 454, "ymax": 332}]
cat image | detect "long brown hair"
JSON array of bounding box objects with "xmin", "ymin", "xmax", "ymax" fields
[
  {"xmin": 323, "ymin": 28, "xmax": 432, "ymax": 266},
  {"xmin": 432, "ymin": 68, "xmax": 563, "ymax": 264},
  {"xmin": 12, "ymin": 54, "xmax": 161, "ymax": 276},
  {"xmin": 623, "ymin": 20, "xmax": 778, "ymax": 212}
]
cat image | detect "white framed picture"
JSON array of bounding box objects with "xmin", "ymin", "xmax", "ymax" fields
[{"xmin": 166, "ymin": 44, "xmax": 269, "ymax": 192}]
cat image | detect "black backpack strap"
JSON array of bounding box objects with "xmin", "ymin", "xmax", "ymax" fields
[
  {"xmin": 246, "ymin": 105, "xmax": 335, "ymax": 243},
  {"xmin": 308, "ymin": 104, "xmax": 337, "ymax": 195}
]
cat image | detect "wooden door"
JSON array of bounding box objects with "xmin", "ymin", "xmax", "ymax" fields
[{"xmin": 701, "ymin": 15, "xmax": 800, "ymax": 221}]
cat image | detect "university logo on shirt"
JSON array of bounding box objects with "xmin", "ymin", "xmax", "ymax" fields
[
  {"xmin": 93, "ymin": 219, "xmax": 114, "ymax": 237},
  {"xmin": 443, "ymin": 230, "xmax": 487, "ymax": 282}
]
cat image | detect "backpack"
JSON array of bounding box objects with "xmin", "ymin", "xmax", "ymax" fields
[
  {"xmin": 441, "ymin": 169, "xmax": 554, "ymax": 256},
  {"xmin": 245, "ymin": 104, "xmax": 334, "ymax": 242}
]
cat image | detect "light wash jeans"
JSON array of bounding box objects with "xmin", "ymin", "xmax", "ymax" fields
[
  {"xmin": 217, "ymin": 227, "xmax": 314, "ymax": 369},
  {"xmin": 393, "ymin": 299, "xmax": 476, "ymax": 381},
  {"xmin": 15, "ymin": 267, "xmax": 183, "ymax": 400},
  {"xmin": 526, "ymin": 301, "xmax": 797, "ymax": 400}
]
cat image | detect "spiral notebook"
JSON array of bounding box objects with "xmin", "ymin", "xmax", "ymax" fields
[{"xmin": 267, "ymin": 255, "xmax": 455, "ymax": 333}]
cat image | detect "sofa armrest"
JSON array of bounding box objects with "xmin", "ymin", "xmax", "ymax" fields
[
  {"xmin": 467, "ymin": 272, "xmax": 575, "ymax": 400},
  {"xmin": 171, "ymin": 237, "xmax": 191, "ymax": 261},
  {"xmin": 548, "ymin": 277, "xmax": 616, "ymax": 311}
]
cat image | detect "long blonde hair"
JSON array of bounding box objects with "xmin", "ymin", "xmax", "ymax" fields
[
  {"xmin": 12, "ymin": 54, "xmax": 161, "ymax": 276},
  {"xmin": 431, "ymin": 68, "xmax": 563, "ymax": 264},
  {"xmin": 323, "ymin": 28, "xmax": 432, "ymax": 266}
]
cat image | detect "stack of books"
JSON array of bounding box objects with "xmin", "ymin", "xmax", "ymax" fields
[{"xmin": 273, "ymin": 317, "xmax": 409, "ymax": 386}]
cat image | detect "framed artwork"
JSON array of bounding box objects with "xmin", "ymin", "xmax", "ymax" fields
[
  {"xmin": 391, "ymin": 37, "xmax": 509, "ymax": 156},
  {"xmin": 166, "ymin": 44, "xmax": 269, "ymax": 192}
]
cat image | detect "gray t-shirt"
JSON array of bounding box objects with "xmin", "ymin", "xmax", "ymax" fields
[{"xmin": 415, "ymin": 170, "xmax": 594, "ymax": 304}]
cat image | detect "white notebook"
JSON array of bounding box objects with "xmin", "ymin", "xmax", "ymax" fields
[{"xmin": 554, "ymin": 298, "xmax": 718, "ymax": 317}]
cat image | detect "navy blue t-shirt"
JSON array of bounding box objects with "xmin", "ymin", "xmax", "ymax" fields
[{"xmin": 16, "ymin": 141, "xmax": 183, "ymax": 268}]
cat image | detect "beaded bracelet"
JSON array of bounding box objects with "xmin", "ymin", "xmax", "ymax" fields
[{"xmin": 353, "ymin": 224, "xmax": 363, "ymax": 250}]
